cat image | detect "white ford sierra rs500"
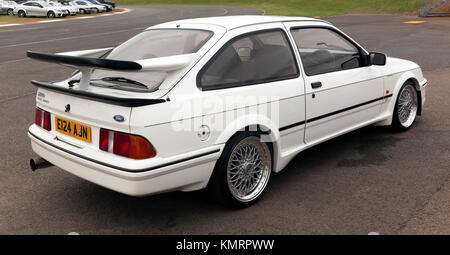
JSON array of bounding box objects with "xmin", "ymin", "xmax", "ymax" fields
[{"xmin": 27, "ymin": 16, "xmax": 427, "ymax": 207}]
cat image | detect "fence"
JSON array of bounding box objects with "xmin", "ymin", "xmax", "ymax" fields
[{"xmin": 419, "ymin": 0, "xmax": 450, "ymax": 17}]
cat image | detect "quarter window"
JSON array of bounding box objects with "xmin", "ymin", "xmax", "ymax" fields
[
  {"xmin": 291, "ymin": 28, "xmax": 363, "ymax": 76},
  {"xmin": 198, "ymin": 29, "xmax": 299, "ymax": 90}
]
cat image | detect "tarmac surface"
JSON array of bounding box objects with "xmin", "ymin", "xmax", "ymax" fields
[{"xmin": 0, "ymin": 6, "xmax": 449, "ymax": 234}]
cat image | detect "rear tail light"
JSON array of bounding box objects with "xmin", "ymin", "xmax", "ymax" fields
[
  {"xmin": 99, "ymin": 128, "xmax": 156, "ymax": 160},
  {"xmin": 35, "ymin": 107, "xmax": 51, "ymax": 131}
]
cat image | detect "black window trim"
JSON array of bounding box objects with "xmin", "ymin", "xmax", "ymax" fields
[
  {"xmin": 196, "ymin": 28, "xmax": 301, "ymax": 91},
  {"xmin": 290, "ymin": 25, "xmax": 370, "ymax": 77}
]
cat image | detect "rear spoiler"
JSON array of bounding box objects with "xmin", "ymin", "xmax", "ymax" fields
[
  {"xmin": 27, "ymin": 50, "xmax": 197, "ymax": 90},
  {"xmin": 31, "ymin": 80, "xmax": 166, "ymax": 107}
]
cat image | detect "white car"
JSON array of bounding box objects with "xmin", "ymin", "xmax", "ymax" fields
[
  {"xmin": 59, "ymin": 1, "xmax": 79, "ymax": 16},
  {"xmin": 70, "ymin": 0, "xmax": 95, "ymax": 14},
  {"xmin": 27, "ymin": 16, "xmax": 427, "ymax": 207},
  {"xmin": 14, "ymin": 1, "xmax": 66, "ymax": 18},
  {"xmin": 0, "ymin": 0, "xmax": 16, "ymax": 15},
  {"xmin": 47, "ymin": 2, "xmax": 71, "ymax": 16},
  {"xmin": 75, "ymin": 0, "xmax": 105, "ymax": 13}
]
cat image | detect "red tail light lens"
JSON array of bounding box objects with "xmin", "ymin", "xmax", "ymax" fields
[
  {"xmin": 99, "ymin": 128, "xmax": 110, "ymax": 152},
  {"xmin": 43, "ymin": 111, "xmax": 51, "ymax": 131},
  {"xmin": 35, "ymin": 107, "xmax": 51, "ymax": 131},
  {"xmin": 35, "ymin": 108, "xmax": 42, "ymax": 126},
  {"xmin": 99, "ymin": 128, "xmax": 156, "ymax": 160}
]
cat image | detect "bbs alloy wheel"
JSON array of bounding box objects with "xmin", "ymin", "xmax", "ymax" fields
[
  {"xmin": 210, "ymin": 132, "xmax": 272, "ymax": 208},
  {"xmin": 393, "ymin": 82, "xmax": 418, "ymax": 131}
]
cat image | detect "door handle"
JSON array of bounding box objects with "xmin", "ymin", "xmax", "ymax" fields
[{"xmin": 311, "ymin": 82, "xmax": 322, "ymax": 89}]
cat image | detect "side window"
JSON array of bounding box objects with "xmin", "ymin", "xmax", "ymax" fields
[
  {"xmin": 24, "ymin": 2, "xmax": 33, "ymax": 6},
  {"xmin": 291, "ymin": 28, "xmax": 363, "ymax": 76},
  {"xmin": 198, "ymin": 29, "xmax": 299, "ymax": 90}
]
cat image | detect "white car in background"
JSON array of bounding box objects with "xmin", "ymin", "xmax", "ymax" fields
[
  {"xmin": 71, "ymin": 0, "xmax": 101, "ymax": 14},
  {"xmin": 59, "ymin": 1, "xmax": 79, "ymax": 15},
  {"xmin": 14, "ymin": 1, "xmax": 66, "ymax": 18},
  {"xmin": 0, "ymin": 0, "xmax": 16, "ymax": 15},
  {"xmin": 47, "ymin": 1, "xmax": 70, "ymax": 16},
  {"xmin": 77, "ymin": 0, "xmax": 105, "ymax": 13},
  {"xmin": 27, "ymin": 16, "xmax": 427, "ymax": 207}
]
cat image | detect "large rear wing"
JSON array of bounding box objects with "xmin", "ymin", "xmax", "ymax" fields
[
  {"xmin": 27, "ymin": 50, "xmax": 198, "ymax": 106},
  {"xmin": 27, "ymin": 50, "xmax": 197, "ymax": 89}
]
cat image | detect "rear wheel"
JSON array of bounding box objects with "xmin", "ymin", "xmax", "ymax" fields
[
  {"xmin": 209, "ymin": 132, "xmax": 272, "ymax": 208},
  {"xmin": 47, "ymin": 11, "xmax": 55, "ymax": 18},
  {"xmin": 392, "ymin": 82, "xmax": 418, "ymax": 131},
  {"xmin": 79, "ymin": 9, "xmax": 86, "ymax": 14},
  {"xmin": 7, "ymin": 9, "xmax": 13, "ymax": 16},
  {"xmin": 93, "ymin": 8, "xmax": 99, "ymax": 13},
  {"xmin": 18, "ymin": 10, "xmax": 26, "ymax": 18}
]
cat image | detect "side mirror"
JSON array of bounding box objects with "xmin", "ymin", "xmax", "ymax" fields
[{"xmin": 370, "ymin": 52, "xmax": 386, "ymax": 66}]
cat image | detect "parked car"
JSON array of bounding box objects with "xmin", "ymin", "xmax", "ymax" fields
[
  {"xmin": 69, "ymin": 0, "xmax": 94, "ymax": 14},
  {"xmin": 47, "ymin": 1, "xmax": 71, "ymax": 16},
  {"xmin": 72, "ymin": 0, "xmax": 104, "ymax": 14},
  {"xmin": 87, "ymin": 0, "xmax": 111, "ymax": 11},
  {"xmin": 96, "ymin": 0, "xmax": 113, "ymax": 8},
  {"xmin": 58, "ymin": 1, "xmax": 79, "ymax": 15},
  {"xmin": 27, "ymin": 16, "xmax": 427, "ymax": 207},
  {"xmin": 0, "ymin": 0, "xmax": 16, "ymax": 15},
  {"xmin": 14, "ymin": 1, "xmax": 66, "ymax": 18}
]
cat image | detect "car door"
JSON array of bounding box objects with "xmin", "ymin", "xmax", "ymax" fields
[
  {"xmin": 34, "ymin": 2, "xmax": 46, "ymax": 16},
  {"xmin": 22, "ymin": 2, "xmax": 35, "ymax": 15},
  {"xmin": 196, "ymin": 23, "xmax": 306, "ymax": 155},
  {"xmin": 285, "ymin": 23, "xmax": 384, "ymax": 143}
]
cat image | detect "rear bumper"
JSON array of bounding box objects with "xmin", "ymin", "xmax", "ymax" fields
[{"xmin": 28, "ymin": 125, "xmax": 223, "ymax": 196}]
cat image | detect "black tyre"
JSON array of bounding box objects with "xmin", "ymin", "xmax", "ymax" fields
[
  {"xmin": 392, "ymin": 81, "xmax": 419, "ymax": 131},
  {"xmin": 18, "ymin": 10, "xmax": 26, "ymax": 18},
  {"xmin": 79, "ymin": 9, "xmax": 86, "ymax": 14},
  {"xmin": 93, "ymin": 8, "xmax": 99, "ymax": 13},
  {"xmin": 209, "ymin": 132, "xmax": 272, "ymax": 208},
  {"xmin": 47, "ymin": 11, "xmax": 55, "ymax": 18},
  {"xmin": 7, "ymin": 9, "xmax": 13, "ymax": 16}
]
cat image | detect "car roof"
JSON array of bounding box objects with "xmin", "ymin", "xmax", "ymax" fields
[{"xmin": 161, "ymin": 15, "xmax": 328, "ymax": 30}]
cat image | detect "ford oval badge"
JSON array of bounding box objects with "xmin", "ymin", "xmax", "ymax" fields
[{"xmin": 113, "ymin": 115, "xmax": 125, "ymax": 122}]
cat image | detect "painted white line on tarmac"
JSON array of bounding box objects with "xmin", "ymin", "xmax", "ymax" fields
[
  {"xmin": 0, "ymin": 58, "xmax": 28, "ymax": 65},
  {"xmin": 0, "ymin": 27, "xmax": 44, "ymax": 33},
  {"xmin": 0, "ymin": 26, "xmax": 146, "ymax": 49}
]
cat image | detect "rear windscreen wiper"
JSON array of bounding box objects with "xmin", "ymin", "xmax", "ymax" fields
[{"xmin": 94, "ymin": 77, "xmax": 148, "ymax": 88}]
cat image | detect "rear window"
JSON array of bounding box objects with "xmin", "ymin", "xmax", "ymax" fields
[{"xmin": 89, "ymin": 29, "xmax": 213, "ymax": 92}]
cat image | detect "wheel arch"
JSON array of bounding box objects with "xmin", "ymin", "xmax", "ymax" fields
[
  {"xmin": 213, "ymin": 115, "xmax": 281, "ymax": 173},
  {"xmin": 403, "ymin": 77, "xmax": 422, "ymax": 116}
]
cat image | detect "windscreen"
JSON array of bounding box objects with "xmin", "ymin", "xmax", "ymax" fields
[{"xmin": 89, "ymin": 29, "xmax": 213, "ymax": 92}]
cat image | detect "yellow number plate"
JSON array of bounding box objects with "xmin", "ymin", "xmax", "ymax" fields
[{"xmin": 55, "ymin": 116, "xmax": 92, "ymax": 143}]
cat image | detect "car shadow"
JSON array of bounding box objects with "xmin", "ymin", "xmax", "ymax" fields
[{"xmin": 65, "ymin": 124, "xmax": 405, "ymax": 233}]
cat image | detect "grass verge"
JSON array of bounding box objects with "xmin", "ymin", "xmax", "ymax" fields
[{"xmin": 115, "ymin": 0, "xmax": 421, "ymax": 17}]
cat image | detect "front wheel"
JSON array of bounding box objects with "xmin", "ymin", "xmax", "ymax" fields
[
  {"xmin": 392, "ymin": 82, "xmax": 418, "ymax": 131},
  {"xmin": 47, "ymin": 11, "xmax": 55, "ymax": 18},
  {"xmin": 79, "ymin": 9, "xmax": 86, "ymax": 14},
  {"xmin": 209, "ymin": 133, "xmax": 272, "ymax": 208},
  {"xmin": 18, "ymin": 10, "xmax": 26, "ymax": 18}
]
